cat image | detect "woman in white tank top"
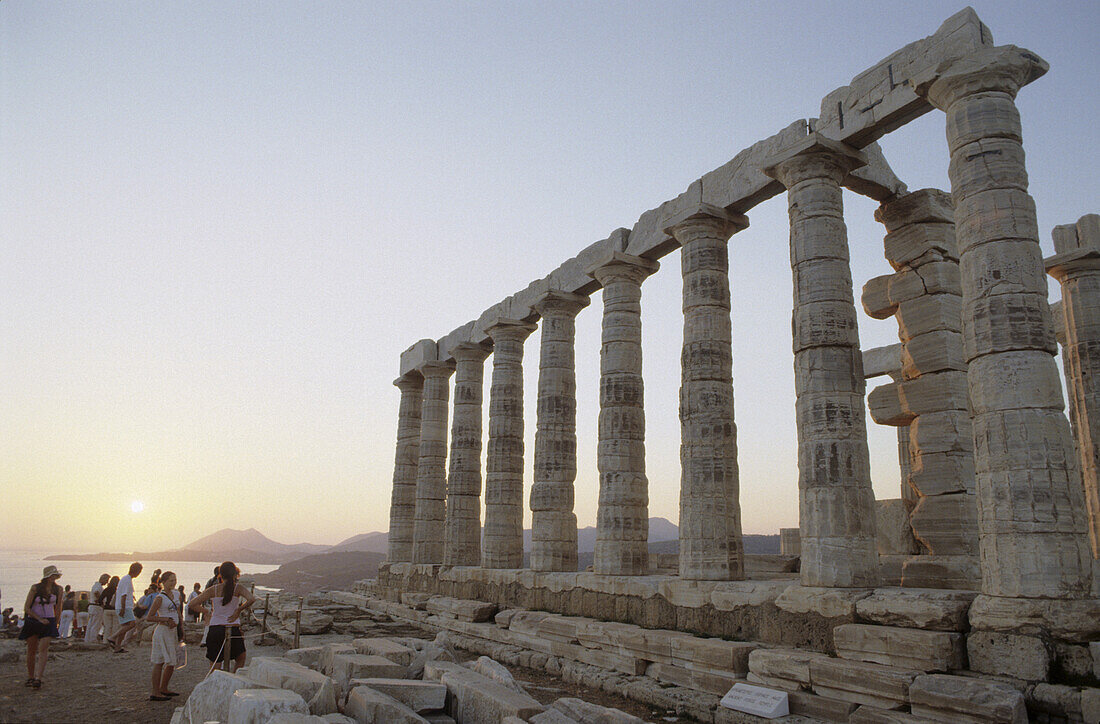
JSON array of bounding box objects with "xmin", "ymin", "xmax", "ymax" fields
[{"xmin": 187, "ymin": 561, "xmax": 256, "ymax": 671}]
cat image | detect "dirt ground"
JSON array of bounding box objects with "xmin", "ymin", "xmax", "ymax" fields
[
  {"xmin": 0, "ymin": 630, "xmax": 288, "ymax": 724},
  {"xmin": 0, "ymin": 629, "xmax": 689, "ymax": 724}
]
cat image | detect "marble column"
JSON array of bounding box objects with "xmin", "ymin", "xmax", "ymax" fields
[
  {"xmin": 666, "ymin": 206, "xmax": 749, "ymax": 581},
  {"xmin": 587, "ymin": 252, "xmax": 659, "ymax": 576},
  {"xmin": 443, "ymin": 342, "xmax": 491, "ymax": 567},
  {"xmin": 916, "ymin": 46, "xmax": 1092, "ymax": 598},
  {"xmin": 1046, "ymin": 214, "xmax": 1100, "ymax": 559},
  {"xmin": 387, "ymin": 373, "xmax": 423, "ymax": 563},
  {"xmin": 482, "ymin": 319, "xmax": 537, "ymax": 569},
  {"xmin": 411, "ymin": 360, "xmax": 455, "ymax": 565},
  {"xmin": 530, "ymin": 291, "xmax": 590, "ymax": 572},
  {"xmin": 764, "ymin": 135, "xmax": 879, "ymax": 588}
]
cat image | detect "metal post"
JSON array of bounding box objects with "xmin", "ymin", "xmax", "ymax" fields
[
  {"xmin": 261, "ymin": 593, "xmax": 270, "ymax": 645},
  {"xmin": 293, "ymin": 600, "xmax": 302, "ymax": 650}
]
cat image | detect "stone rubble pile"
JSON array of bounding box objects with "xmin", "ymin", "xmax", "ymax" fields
[{"xmin": 169, "ymin": 625, "xmax": 645, "ymax": 724}]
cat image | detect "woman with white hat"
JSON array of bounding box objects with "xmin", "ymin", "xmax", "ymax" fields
[{"xmin": 20, "ymin": 565, "xmax": 63, "ymax": 688}]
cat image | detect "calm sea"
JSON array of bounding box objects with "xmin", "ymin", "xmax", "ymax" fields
[{"xmin": 0, "ymin": 549, "xmax": 279, "ymax": 609}]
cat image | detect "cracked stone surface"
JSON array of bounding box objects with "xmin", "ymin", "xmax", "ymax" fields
[{"xmin": 444, "ymin": 343, "xmax": 491, "ymax": 567}]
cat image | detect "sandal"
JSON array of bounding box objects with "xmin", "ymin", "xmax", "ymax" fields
[
  {"xmin": 23, "ymin": 678, "xmax": 34, "ymax": 687},
  {"xmin": 31, "ymin": 679, "xmax": 42, "ymax": 689},
  {"xmin": 149, "ymin": 694, "xmax": 170, "ymax": 701},
  {"xmin": 113, "ymin": 647, "xmax": 127, "ymax": 654},
  {"xmin": 162, "ymin": 691, "xmax": 180, "ymax": 696}
]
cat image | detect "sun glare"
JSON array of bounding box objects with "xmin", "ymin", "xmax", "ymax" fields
[{"xmin": 131, "ymin": 500, "xmax": 145, "ymax": 513}]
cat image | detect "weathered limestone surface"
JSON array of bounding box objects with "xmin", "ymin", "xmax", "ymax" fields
[
  {"xmin": 747, "ymin": 648, "xmax": 829, "ymax": 691},
  {"xmin": 412, "ymin": 361, "xmax": 455, "ymax": 565},
  {"xmin": 667, "ymin": 206, "xmax": 749, "ymax": 581},
  {"xmin": 832, "ymin": 623, "xmax": 964, "ymax": 671},
  {"xmin": 439, "ymin": 666, "xmax": 544, "ymax": 722},
  {"xmin": 1046, "ymin": 214, "xmax": 1100, "ymax": 559},
  {"xmin": 184, "ymin": 670, "xmax": 273, "ymax": 724},
  {"xmin": 854, "ymin": 588, "xmax": 975, "ymax": 631},
  {"xmin": 764, "ymin": 135, "xmax": 879, "ymax": 588},
  {"xmin": 330, "ymin": 653, "xmax": 406, "ymax": 696},
  {"xmin": 530, "ymin": 291, "xmax": 589, "ymax": 572},
  {"xmin": 248, "ymin": 657, "xmax": 339, "ymax": 715},
  {"xmin": 227, "ymin": 689, "xmax": 309, "ymax": 724},
  {"xmin": 388, "ymin": 374, "xmax": 424, "ymax": 563},
  {"xmin": 810, "ymin": 657, "xmax": 920, "ymax": 709},
  {"xmin": 345, "ymin": 685, "xmax": 429, "ymax": 724},
  {"xmin": 550, "ymin": 698, "xmax": 644, "ymax": 723},
  {"xmin": 864, "ymin": 188, "xmax": 979, "ymax": 590},
  {"xmin": 588, "ymin": 252, "xmax": 659, "ymax": 576},
  {"xmin": 353, "ymin": 638, "xmax": 415, "ymax": 667},
  {"xmin": 425, "ymin": 596, "xmax": 498, "ymax": 623},
  {"xmin": 483, "ymin": 320, "xmax": 537, "ymax": 569},
  {"xmin": 443, "ymin": 343, "xmax": 491, "ymax": 567},
  {"xmin": 966, "ymin": 630, "xmax": 1049, "ymax": 681},
  {"xmin": 779, "ymin": 528, "xmax": 801, "ymax": 556},
  {"xmin": 914, "ymin": 44, "xmax": 1093, "ymax": 598},
  {"xmin": 353, "ymin": 679, "xmax": 446, "ymax": 713},
  {"xmin": 908, "ymin": 673, "xmax": 1027, "ymax": 723}
]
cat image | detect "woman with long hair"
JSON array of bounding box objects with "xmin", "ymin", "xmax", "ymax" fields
[
  {"xmin": 188, "ymin": 561, "xmax": 255, "ymax": 672},
  {"xmin": 19, "ymin": 566, "xmax": 63, "ymax": 688},
  {"xmin": 144, "ymin": 571, "xmax": 184, "ymax": 701},
  {"xmin": 98, "ymin": 575, "xmax": 120, "ymax": 645}
]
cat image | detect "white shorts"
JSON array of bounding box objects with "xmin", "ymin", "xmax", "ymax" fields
[{"xmin": 150, "ymin": 625, "xmax": 179, "ymax": 665}]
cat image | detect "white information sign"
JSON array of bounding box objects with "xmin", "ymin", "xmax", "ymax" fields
[{"xmin": 719, "ymin": 682, "xmax": 789, "ymax": 719}]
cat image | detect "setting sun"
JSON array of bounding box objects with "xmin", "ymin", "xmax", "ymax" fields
[{"xmin": 130, "ymin": 500, "xmax": 144, "ymax": 513}]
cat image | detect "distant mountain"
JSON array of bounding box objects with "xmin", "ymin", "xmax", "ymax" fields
[
  {"xmin": 183, "ymin": 528, "xmax": 328, "ymax": 559},
  {"xmin": 329, "ymin": 531, "xmax": 389, "ymax": 553},
  {"xmin": 251, "ymin": 551, "xmax": 386, "ymax": 594}
]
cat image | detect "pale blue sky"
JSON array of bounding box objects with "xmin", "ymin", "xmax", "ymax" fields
[{"xmin": 3, "ymin": 1, "xmax": 1098, "ymax": 551}]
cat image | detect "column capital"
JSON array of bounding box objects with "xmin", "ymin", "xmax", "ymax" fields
[
  {"xmin": 532, "ymin": 290, "xmax": 590, "ymax": 318},
  {"xmin": 663, "ymin": 203, "xmax": 749, "ymax": 245},
  {"xmin": 417, "ymin": 360, "xmax": 456, "ymax": 378},
  {"xmin": 911, "ymin": 45, "xmax": 1048, "ymax": 111},
  {"xmin": 1045, "ymin": 249, "xmax": 1100, "ymax": 283},
  {"xmin": 586, "ymin": 251, "xmax": 659, "ymax": 287},
  {"xmin": 485, "ymin": 318, "xmax": 538, "ymax": 343},
  {"xmin": 450, "ymin": 341, "xmax": 492, "ymax": 363},
  {"xmin": 393, "ymin": 372, "xmax": 424, "ymax": 390},
  {"xmin": 762, "ymin": 133, "xmax": 867, "ymax": 189}
]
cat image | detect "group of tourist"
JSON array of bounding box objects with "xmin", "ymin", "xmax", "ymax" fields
[{"xmin": 17, "ymin": 560, "xmax": 256, "ymax": 700}]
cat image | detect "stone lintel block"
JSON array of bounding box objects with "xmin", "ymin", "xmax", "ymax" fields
[
  {"xmin": 810, "ymin": 657, "xmax": 920, "ymax": 708},
  {"xmin": 352, "ymin": 638, "xmax": 415, "ymax": 667},
  {"xmin": 876, "ymin": 499, "xmax": 918, "ymax": 556},
  {"xmin": 900, "ymin": 556, "xmax": 979, "ymax": 591},
  {"xmin": 624, "ymin": 180, "xmax": 701, "ymax": 259},
  {"xmin": 1045, "ymin": 247, "xmax": 1100, "ymax": 281},
  {"xmin": 547, "ymin": 256, "xmax": 600, "ymax": 297},
  {"xmin": 863, "ymin": 344, "xmax": 903, "ymax": 379},
  {"xmin": 908, "ymin": 673, "xmax": 1026, "ymax": 724},
  {"xmin": 400, "ymin": 339, "xmax": 439, "ymax": 377},
  {"xmin": 661, "ymin": 201, "xmax": 749, "ymax": 239},
  {"xmin": 424, "ymin": 596, "xmax": 498, "ymax": 623},
  {"xmin": 698, "ymin": 120, "xmax": 807, "ymax": 216},
  {"xmin": 876, "ymin": 189, "xmax": 954, "ymax": 233},
  {"xmin": 833, "ymin": 623, "xmax": 965, "ymax": 671},
  {"xmin": 437, "ymin": 322, "xmax": 477, "ymax": 361},
  {"xmin": 775, "ymin": 585, "xmax": 874, "ymax": 620},
  {"xmin": 584, "ymin": 249, "xmax": 660, "ymax": 281},
  {"xmin": 967, "ymin": 631, "xmax": 1049, "ymax": 681},
  {"xmin": 787, "ymin": 689, "xmax": 860, "ymax": 721},
  {"xmin": 814, "ymin": 8, "xmax": 991, "ymax": 147},
  {"xmin": 845, "ymin": 141, "xmax": 907, "ymax": 202},
  {"xmin": 968, "ymin": 594, "xmax": 1100, "ymax": 642},
  {"xmin": 353, "ymin": 679, "xmax": 446, "ymax": 713},
  {"xmin": 911, "ymin": 44, "xmax": 1048, "ymax": 117},
  {"xmin": 227, "ymin": 689, "xmax": 309, "ymax": 723},
  {"xmin": 345, "ymin": 685, "xmax": 429, "ymax": 724}
]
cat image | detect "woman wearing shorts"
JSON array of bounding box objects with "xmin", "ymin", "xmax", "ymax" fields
[
  {"xmin": 19, "ymin": 566, "xmax": 63, "ymax": 688},
  {"xmin": 188, "ymin": 561, "xmax": 255, "ymax": 672},
  {"xmin": 144, "ymin": 571, "xmax": 184, "ymax": 701}
]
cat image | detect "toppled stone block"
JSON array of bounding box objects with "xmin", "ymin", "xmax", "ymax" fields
[
  {"xmin": 855, "ymin": 587, "xmax": 975, "ymax": 631},
  {"xmin": 909, "ymin": 673, "xmax": 1026, "ymax": 723},
  {"xmin": 331, "ymin": 653, "xmax": 406, "ymax": 696},
  {"xmin": 267, "ymin": 715, "xmax": 355, "ymax": 724},
  {"xmin": 353, "ymin": 638, "xmax": 414, "ymax": 666},
  {"xmin": 185, "ymin": 670, "xmax": 273, "ymax": 724},
  {"xmin": 966, "ymin": 631, "xmax": 1049, "ymax": 681},
  {"xmin": 425, "ymin": 596, "xmax": 498, "ymax": 623},
  {"xmin": 286, "ymin": 647, "xmax": 324, "ymax": 670},
  {"xmin": 440, "ymin": 666, "xmax": 544, "ymax": 722},
  {"xmin": 345, "ymin": 685, "xmax": 429, "ymax": 724},
  {"xmin": 468, "ymin": 656, "xmax": 528, "ymax": 694},
  {"xmin": 320, "ymin": 643, "xmax": 356, "ymax": 675},
  {"xmin": 494, "ymin": 609, "xmax": 519, "ymax": 628},
  {"xmin": 248, "ymin": 657, "xmax": 339, "ymax": 715},
  {"xmin": 810, "ymin": 657, "xmax": 920, "ymax": 709},
  {"xmin": 352, "ymin": 679, "xmax": 446, "ymax": 713},
  {"xmin": 551, "ymin": 697, "xmax": 644, "ymax": 723},
  {"xmin": 278, "ymin": 609, "xmax": 334, "ymax": 635},
  {"xmin": 423, "ymin": 660, "xmax": 466, "ymax": 682},
  {"xmin": 401, "ymin": 593, "xmax": 433, "ymax": 610},
  {"xmin": 833, "ymin": 624, "xmax": 965, "ymax": 671},
  {"xmin": 227, "ymin": 689, "xmax": 309, "ymax": 724},
  {"xmin": 748, "ymin": 648, "xmax": 830, "ymax": 690}
]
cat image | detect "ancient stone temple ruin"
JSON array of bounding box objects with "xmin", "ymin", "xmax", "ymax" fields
[{"xmin": 373, "ymin": 9, "xmax": 1100, "ymax": 723}]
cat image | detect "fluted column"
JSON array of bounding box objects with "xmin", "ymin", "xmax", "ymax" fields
[
  {"xmin": 411, "ymin": 361, "xmax": 455, "ymax": 565},
  {"xmin": 764, "ymin": 135, "xmax": 878, "ymax": 588},
  {"xmin": 588, "ymin": 252, "xmax": 659, "ymax": 576},
  {"xmin": 530, "ymin": 291, "xmax": 590, "ymax": 572},
  {"xmin": 916, "ymin": 46, "xmax": 1092, "ymax": 598},
  {"xmin": 1046, "ymin": 214, "xmax": 1100, "ymax": 559},
  {"xmin": 443, "ymin": 342, "xmax": 491, "ymax": 567},
  {"xmin": 387, "ymin": 373, "xmax": 423, "ymax": 563},
  {"xmin": 666, "ymin": 206, "xmax": 749, "ymax": 581},
  {"xmin": 482, "ymin": 319, "xmax": 537, "ymax": 569}
]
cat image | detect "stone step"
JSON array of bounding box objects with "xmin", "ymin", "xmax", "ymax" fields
[
  {"xmin": 908, "ymin": 673, "xmax": 1027, "ymax": 723},
  {"xmin": 425, "ymin": 596, "xmax": 498, "ymax": 623},
  {"xmin": 833, "ymin": 623, "xmax": 965, "ymax": 671},
  {"xmin": 853, "ymin": 587, "xmax": 975, "ymax": 632},
  {"xmin": 809, "ymin": 657, "xmax": 921, "ymax": 710}
]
